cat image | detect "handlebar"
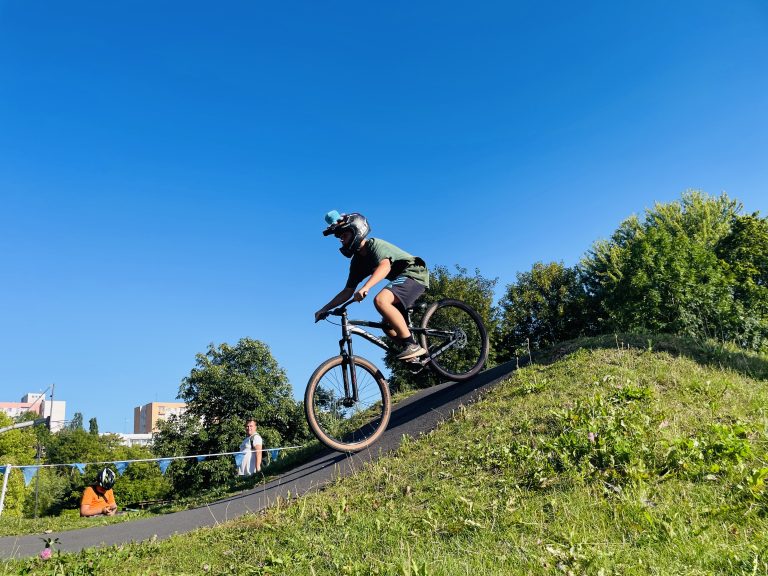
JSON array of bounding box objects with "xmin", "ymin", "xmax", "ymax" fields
[
  {"xmin": 316, "ymin": 299, "xmax": 356, "ymax": 322},
  {"xmin": 331, "ymin": 299, "xmax": 356, "ymax": 315}
]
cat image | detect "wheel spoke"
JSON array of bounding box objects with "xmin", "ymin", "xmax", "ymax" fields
[
  {"xmin": 306, "ymin": 357, "xmax": 390, "ymax": 451},
  {"xmin": 420, "ymin": 300, "xmax": 488, "ymax": 381}
]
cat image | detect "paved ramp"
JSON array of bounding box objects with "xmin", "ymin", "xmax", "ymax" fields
[{"xmin": 0, "ymin": 360, "xmax": 518, "ymax": 559}]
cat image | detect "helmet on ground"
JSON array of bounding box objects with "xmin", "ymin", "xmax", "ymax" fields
[
  {"xmin": 96, "ymin": 467, "xmax": 116, "ymax": 490},
  {"xmin": 322, "ymin": 211, "xmax": 370, "ymax": 258}
]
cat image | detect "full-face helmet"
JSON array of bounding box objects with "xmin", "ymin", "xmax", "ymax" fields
[
  {"xmin": 96, "ymin": 467, "xmax": 116, "ymax": 490},
  {"xmin": 323, "ymin": 211, "xmax": 370, "ymax": 258}
]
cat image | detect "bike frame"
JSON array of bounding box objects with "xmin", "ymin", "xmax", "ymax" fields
[
  {"xmin": 329, "ymin": 300, "xmax": 457, "ymax": 403},
  {"xmin": 308, "ymin": 297, "xmax": 487, "ymax": 452}
]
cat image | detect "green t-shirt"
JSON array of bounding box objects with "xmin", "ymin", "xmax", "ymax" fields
[{"xmin": 345, "ymin": 238, "xmax": 430, "ymax": 289}]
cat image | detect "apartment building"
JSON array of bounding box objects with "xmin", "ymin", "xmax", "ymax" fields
[
  {"xmin": 0, "ymin": 392, "xmax": 67, "ymax": 432},
  {"xmin": 133, "ymin": 401, "xmax": 187, "ymax": 434}
]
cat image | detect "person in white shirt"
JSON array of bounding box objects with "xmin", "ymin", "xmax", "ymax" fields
[{"xmin": 238, "ymin": 418, "xmax": 263, "ymax": 475}]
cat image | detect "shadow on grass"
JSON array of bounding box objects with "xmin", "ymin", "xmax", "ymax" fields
[{"xmin": 530, "ymin": 333, "xmax": 768, "ymax": 381}]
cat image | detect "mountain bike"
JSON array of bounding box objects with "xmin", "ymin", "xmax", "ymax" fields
[{"xmin": 305, "ymin": 298, "xmax": 489, "ymax": 452}]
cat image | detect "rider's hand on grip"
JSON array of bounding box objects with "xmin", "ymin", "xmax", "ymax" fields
[{"xmin": 315, "ymin": 310, "xmax": 329, "ymax": 323}]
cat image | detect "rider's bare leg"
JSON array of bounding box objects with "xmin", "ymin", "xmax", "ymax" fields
[{"xmin": 374, "ymin": 289, "xmax": 410, "ymax": 340}]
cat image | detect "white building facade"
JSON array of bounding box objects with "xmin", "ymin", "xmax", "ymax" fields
[{"xmin": 0, "ymin": 393, "xmax": 67, "ymax": 432}]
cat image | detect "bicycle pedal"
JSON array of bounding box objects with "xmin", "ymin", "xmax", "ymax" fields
[{"xmin": 405, "ymin": 358, "xmax": 425, "ymax": 374}]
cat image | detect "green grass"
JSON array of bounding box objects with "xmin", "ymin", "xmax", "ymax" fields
[
  {"xmin": 0, "ymin": 510, "xmax": 154, "ymax": 539},
  {"xmin": 4, "ymin": 335, "xmax": 768, "ymax": 575}
]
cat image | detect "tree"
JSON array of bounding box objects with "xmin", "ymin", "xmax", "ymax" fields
[
  {"xmin": 22, "ymin": 468, "xmax": 69, "ymax": 518},
  {"xmin": 151, "ymin": 413, "xmax": 207, "ymax": 493},
  {"xmin": 88, "ymin": 417, "xmax": 99, "ymax": 436},
  {"xmin": 43, "ymin": 428, "xmax": 114, "ymax": 514},
  {"xmin": 0, "ymin": 412, "xmax": 170, "ymax": 518},
  {"xmin": 68, "ymin": 412, "xmax": 84, "ymax": 431},
  {"xmin": 580, "ymin": 191, "xmax": 765, "ymax": 348},
  {"xmin": 107, "ymin": 443, "xmax": 170, "ymax": 507},
  {"xmin": 715, "ymin": 211, "xmax": 768, "ymax": 349},
  {"xmin": 32, "ymin": 429, "xmax": 170, "ymax": 516},
  {"xmin": 386, "ymin": 265, "xmax": 499, "ymax": 391},
  {"xmin": 155, "ymin": 338, "xmax": 308, "ymax": 492},
  {"xmin": 0, "ymin": 412, "xmax": 37, "ymax": 516},
  {"xmin": 46, "ymin": 428, "xmax": 106, "ymax": 465},
  {"xmin": 497, "ymin": 261, "xmax": 589, "ymax": 357}
]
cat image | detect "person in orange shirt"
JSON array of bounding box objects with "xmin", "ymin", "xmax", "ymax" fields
[{"xmin": 80, "ymin": 467, "xmax": 118, "ymax": 517}]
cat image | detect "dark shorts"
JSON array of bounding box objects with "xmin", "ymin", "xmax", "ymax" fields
[{"xmin": 383, "ymin": 276, "xmax": 426, "ymax": 310}]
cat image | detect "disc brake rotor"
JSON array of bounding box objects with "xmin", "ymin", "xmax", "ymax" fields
[{"xmin": 453, "ymin": 328, "xmax": 467, "ymax": 349}]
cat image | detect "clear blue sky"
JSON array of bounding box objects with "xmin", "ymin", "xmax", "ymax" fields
[{"xmin": 1, "ymin": 1, "xmax": 766, "ymax": 434}]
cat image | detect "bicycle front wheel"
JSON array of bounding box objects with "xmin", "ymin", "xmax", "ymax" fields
[
  {"xmin": 304, "ymin": 356, "xmax": 391, "ymax": 453},
  {"xmin": 420, "ymin": 299, "xmax": 489, "ymax": 382}
]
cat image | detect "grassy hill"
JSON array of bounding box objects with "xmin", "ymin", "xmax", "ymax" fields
[{"xmin": 5, "ymin": 335, "xmax": 768, "ymax": 575}]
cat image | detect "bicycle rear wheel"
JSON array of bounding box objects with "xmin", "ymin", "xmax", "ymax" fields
[
  {"xmin": 304, "ymin": 356, "xmax": 391, "ymax": 452},
  {"xmin": 419, "ymin": 299, "xmax": 489, "ymax": 382}
]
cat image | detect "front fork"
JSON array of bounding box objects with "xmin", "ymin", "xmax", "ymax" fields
[{"xmin": 339, "ymin": 333, "xmax": 359, "ymax": 404}]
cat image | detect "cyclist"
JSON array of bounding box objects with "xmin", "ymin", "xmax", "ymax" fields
[{"xmin": 315, "ymin": 210, "xmax": 430, "ymax": 361}]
